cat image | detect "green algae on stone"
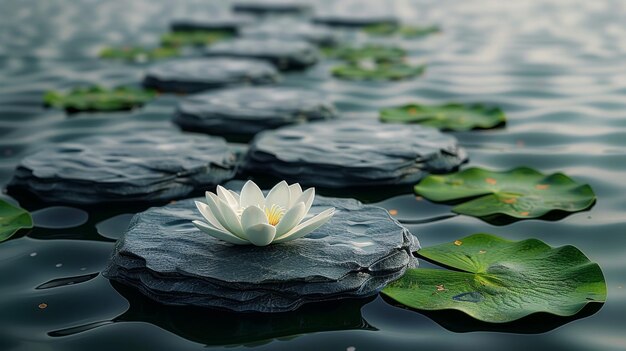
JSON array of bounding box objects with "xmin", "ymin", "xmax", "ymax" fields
[
  {"xmin": 0, "ymin": 199, "xmax": 32, "ymax": 242},
  {"xmin": 160, "ymin": 30, "xmax": 234, "ymax": 47},
  {"xmin": 332, "ymin": 62, "xmax": 426, "ymax": 81},
  {"xmin": 363, "ymin": 24, "xmax": 441, "ymax": 38},
  {"xmin": 99, "ymin": 46, "xmax": 180, "ymax": 62},
  {"xmin": 382, "ymin": 233, "xmax": 607, "ymax": 323},
  {"xmin": 414, "ymin": 167, "xmax": 596, "ymax": 220},
  {"xmin": 44, "ymin": 86, "xmax": 156, "ymax": 113},
  {"xmin": 380, "ymin": 103, "xmax": 506, "ymax": 131}
]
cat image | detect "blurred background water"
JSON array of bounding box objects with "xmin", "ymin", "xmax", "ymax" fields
[{"xmin": 0, "ymin": 0, "xmax": 625, "ymax": 350}]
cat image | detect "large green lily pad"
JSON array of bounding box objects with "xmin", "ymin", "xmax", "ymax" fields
[
  {"xmin": 414, "ymin": 167, "xmax": 596, "ymax": 219},
  {"xmin": 0, "ymin": 199, "xmax": 32, "ymax": 242},
  {"xmin": 44, "ymin": 86, "xmax": 156, "ymax": 113},
  {"xmin": 363, "ymin": 24, "xmax": 441, "ymax": 38},
  {"xmin": 161, "ymin": 30, "xmax": 233, "ymax": 47},
  {"xmin": 332, "ymin": 62, "xmax": 426, "ymax": 81},
  {"xmin": 382, "ymin": 233, "xmax": 607, "ymax": 323},
  {"xmin": 99, "ymin": 46, "xmax": 180, "ymax": 62},
  {"xmin": 323, "ymin": 45, "xmax": 406, "ymax": 63},
  {"xmin": 380, "ymin": 103, "xmax": 506, "ymax": 131}
]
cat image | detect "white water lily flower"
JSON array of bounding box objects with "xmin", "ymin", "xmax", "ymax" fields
[{"xmin": 192, "ymin": 180, "xmax": 335, "ymax": 246}]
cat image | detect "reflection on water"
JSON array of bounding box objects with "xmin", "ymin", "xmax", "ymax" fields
[{"xmin": 1, "ymin": 0, "xmax": 625, "ymax": 350}]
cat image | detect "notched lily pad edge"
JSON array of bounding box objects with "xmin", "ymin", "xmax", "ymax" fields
[
  {"xmin": 414, "ymin": 166, "xmax": 597, "ymax": 221},
  {"xmin": 380, "ymin": 233, "xmax": 607, "ymax": 323}
]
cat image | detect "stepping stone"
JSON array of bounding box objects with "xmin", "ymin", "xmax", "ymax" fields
[
  {"xmin": 205, "ymin": 39, "xmax": 319, "ymax": 71},
  {"xmin": 174, "ymin": 86, "xmax": 338, "ymax": 137},
  {"xmin": 103, "ymin": 196, "xmax": 418, "ymax": 312},
  {"xmin": 143, "ymin": 58, "xmax": 279, "ymax": 93},
  {"xmin": 232, "ymin": 0, "xmax": 312, "ymax": 14},
  {"xmin": 170, "ymin": 14, "xmax": 255, "ymax": 33},
  {"xmin": 241, "ymin": 21, "xmax": 340, "ymax": 47},
  {"xmin": 313, "ymin": 14, "xmax": 398, "ymax": 27},
  {"xmin": 245, "ymin": 120, "xmax": 468, "ymax": 188},
  {"xmin": 9, "ymin": 129, "xmax": 238, "ymax": 205}
]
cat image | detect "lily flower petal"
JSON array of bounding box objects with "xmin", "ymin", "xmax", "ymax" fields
[
  {"xmin": 217, "ymin": 185, "xmax": 239, "ymax": 208},
  {"xmin": 205, "ymin": 192, "xmax": 233, "ymax": 232},
  {"xmin": 265, "ymin": 180, "xmax": 291, "ymax": 210},
  {"xmin": 275, "ymin": 202, "xmax": 306, "ymax": 237},
  {"xmin": 192, "ymin": 220, "xmax": 249, "ymax": 245},
  {"xmin": 295, "ymin": 188, "xmax": 315, "ymax": 216},
  {"xmin": 241, "ymin": 205, "xmax": 269, "ymax": 234},
  {"xmin": 240, "ymin": 180, "xmax": 265, "ymax": 209},
  {"xmin": 214, "ymin": 194, "xmax": 246, "ymax": 239},
  {"xmin": 274, "ymin": 208, "xmax": 335, "ymax": 243},
  {"xmin": 244, "ymin": 223, "xmax": 277, "ymax": 246},
  {"xmin": 194, "ymin": 201, "xmax": 227, "ymax": 231},
  {"xmin": 288, "ymin": 183, "xmax": 303, "ymax": 207}
]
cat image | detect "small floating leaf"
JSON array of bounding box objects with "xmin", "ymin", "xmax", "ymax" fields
[
  {"xmin": 414, "ymin": 167, "xmax": 596, "ymax": 220},
  {"xmin": 44, "ymin": 86, "xmax": 156, "ymax": 113},
  {"xmin": 332, "ymin": 62, "xmax": 426, "ymax": 81},
  {"xmin": 382, "ymin": 233, "xmax": 607, "ymax": 323},
  {"xmin": 323, "ymin": 44, "xmax": 406, "ymax": 63},
  {"xmin": 363, "ymin": 24, "xmax": 441, "ymax": 38},
  {"xmin": 380, "ymin": 103, "xmax": 506, "ymax": 131},
  {"xmin": 99, "ymin": 46, "xmax": 180, "ymax": 62},
  {"xmin": 0, "ymin": 199, "xmax": 33, "ymax": 242},
  {"xmin": 161, "ymin": 30, "xmax": 233, "ymax": 47}
]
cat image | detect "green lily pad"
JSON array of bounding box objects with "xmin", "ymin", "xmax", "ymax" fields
[
  {"xmin": 0, "ymin": 199, "xmax": 33, "ymax": 242},
  {"xmin": 364, "ymin": 24, "xmax": 441, "ymax": 38},
  {"xmin": 332, "ymin": 62, "xmax": 426, "ymax": 81},
  {"xmin": 161, "ymin": 30, "xmax": 233, "ymax": 47},
  {"xmin": 44, "ymin": 86, "xmax": 157, "ymax": 113},
  {"xmin": 414, "ymin": 167, "xmax": 596, "ymax": 220},
  {"xmin": 382, "ymin": 233, "xmax": 607, "ymax": 323},
  {"xmin": 380, "ymin": 103, "xmax": 506, "ymax": 131},
  {"xmin": 323, "ymin": 44, "xmax": 406, "ymax": 63},
  {"xmin": 99, "ymin": 46, "xmax": 180, "ymax": 62}
]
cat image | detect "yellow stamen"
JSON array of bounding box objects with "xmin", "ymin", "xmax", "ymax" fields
[{"xmin": 265, "ymin": 204, "xmax": 285, "ymax": 226}]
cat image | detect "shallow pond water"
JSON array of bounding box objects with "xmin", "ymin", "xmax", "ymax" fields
[{"xmin": 1, "ymin": 0, "xmax": 625, "ymax": 350}]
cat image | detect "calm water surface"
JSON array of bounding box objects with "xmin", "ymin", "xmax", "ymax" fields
[{"xmin": 1, "ymin": 0, "xmax": 625, "ymax": 350}]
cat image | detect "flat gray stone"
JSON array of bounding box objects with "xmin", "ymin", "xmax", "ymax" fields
[
  {"xmin": 232, "ymin": 0, "xmax": 311, "ymax": 14},
  {"xmin": 103, "ymin": 196, "xmax": 419, "ymax": 312},
  {"xmin": 170, "ymin": 15, "xmax": 255, "ymax": 33},
  {"xmin": 9, "ymin": 129, "xmax": 238, "ymax": 205},
  {"xmin": 244, "ymin": 120, "xmax": 468, "ymax": 188},
  {"xmin": 143, "ymin": 58, "xmax": 279, "ymax": 93},
  {"xmin": 204, "ymin": 39, "xmax": 319, "ymax": 71},
  {"xmin": 173, "ymin": 86, "xmax": 338, "ymax": 137},
  {"xmin": 241, "ymin": 21, "xmax": 340, "ymax": 47},
  {"xmin": 312, "ymin": 14, "xmax": 398, "ymax": 27}
]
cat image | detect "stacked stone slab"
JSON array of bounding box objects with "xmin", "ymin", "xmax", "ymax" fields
[
  {"xmin": 241, "ymin": 21, "xmax": 340, "ymax": 47},
  {"xmin": 244, "ymin": 120, "xmax": 468, "ymax": 188},
  {"xmin": 170, "ymin": 14, "xmax": 255, "ymax": 33},
  {"xmin": 9, "ymin": 129, "xmax": 238, "ymax": 205},
  {"xmin": 143, "ymin": 58, "xmax": 279, "ymax": 93},
  {"xmin": 205, "ymin": 39, "xmax": 319, "ymax": 71},
  {"xmin": 232, "ymin": 0, "xmax": 312, "ymax": 14},
  {"xmin": 174, "ymin": 86, "xmax": 338, "ymax": 137},
  {"xmin": 103, "ymin": 196, "xmax": 419, "ymax": 313},
  {"xmin": 312, "ymin": 13, "xmax": 399, "ymax": 27}
]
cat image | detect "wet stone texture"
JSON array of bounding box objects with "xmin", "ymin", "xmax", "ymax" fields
[
  {"xmin": 174, "ymin": 86, "xmax": 338, "ymax": 137},
  {"xmin": 312, "ymin": 13, "xmax": 399, "ymax": 27},
  {"xmin": 244, "ymin": 120, "xmax": 468, "ymax": 188},
  {"xmin": 204, "ymin": 39, "xmax": 320, "ymax": 71},
  {"xmin": 241, "ymin": 21, "xmax": 340, "ymax": 47},
  {"xmin": 143, "ymin": 58, "xmax": 279, "ymax": 93},
  {"xmin": 9, "ymin": 129, "xmax": 238, "ymax": 205},
  {"xmin": 170, "ymin": 14, "xmax": 255, "ymax": 33},
  {"xmin": 103, "ymin": 196, "xmax": 419, "ymax": 313},
  {"xmin": 232, "ymin": 0, "xmax": 312, "ymax": 14}
]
